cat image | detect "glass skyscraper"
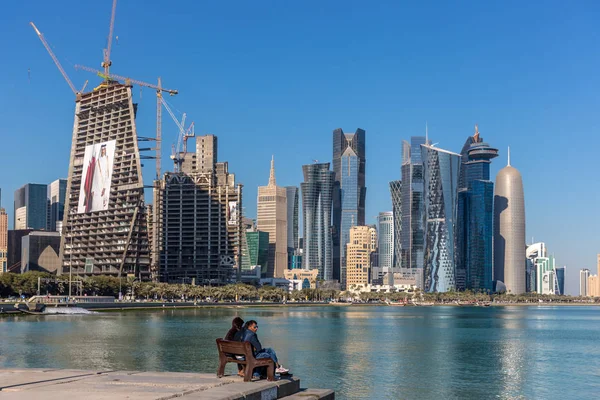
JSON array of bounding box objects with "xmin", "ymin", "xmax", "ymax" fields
[
  {"xmin": 48, "ymin": 179, "xmax": 67, "ymax": 232},
  {"xmin": 285, "ymin": 186, "xmax": 299, "ymax": 269},
  {"xmin": 456, "ymin": 127, "xmax": 498, "ymax": 292},
  {"xmin": 389, "ymin": 180, "xmax": 402, "ymax": 269},
  {"xmin": 301, "ymin": 163, "xmax": 335, "ymax": 280},
  {"xmin": 13, "ymin": 183, "xmax": 48, "ymax": 230},
  {"xmin": 332, "ymin": 128, "xmax": 366, "ymax": 283},
  {"xmin": 339, "ymin": 149, "xmax": 359, "ymax": 287},
  {"xmin": 421, "ymin": 143, "xmax": 461, "ymax": 292},
  {"xmin": 400, "ymin": 137, "xmax": 426, "ymax": 273}
]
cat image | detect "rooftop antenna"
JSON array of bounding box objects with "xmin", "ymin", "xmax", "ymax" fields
[{"xmin": 507, "ymin": 146, "xmax": 511, "ymax": 166}]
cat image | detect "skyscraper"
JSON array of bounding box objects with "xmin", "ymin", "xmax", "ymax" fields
[
  {"xmin": 346, "ymin": 225, "xmax": 375, "ymax": 287},
  {"xmin": 301, "ymin": 162, "xmax": 335, "ymax": 280},
  {"xmin": 14, "ymin": 183, "xmax": 48, "ymax": 230},
  {"xmin": 285, "ymin": 186, "xmax": 299, "ymax": 268},
  {"xmin": 154, "ymin": 136, "xmax": 243, "ymax": 284},
  {"xmin": 0, "ymin": 208, "xmax": 7, "ymax": 273},
  {"xmin": 555, "ymin": 266, "xmax": 566, "ymax": 295},
  {"xmin": 333, "ymin": 128, "xmax": 366, "ymax": 282},
  {"xmin": 389, "ymin": 180, "xmax": 402, "ymax": 269},
  {"xmin": 60, "ymin": 82, "xmax": 151, "ymax": 279},
  {"xmin": 526, "ymin": 242, "xmax": 547, "ymax": 293},
  {"xmin": 456, "ymin": 126, "xmax": 498, "ymax": 292},
  {"xmin": 257, "ymin": 157, "xmax": 288, "ymax": 278},
  {"xmin": 493, "ymin": 149, "xmax": 526, "ymax": 294},
  {"xmin": 580, "ymin": 269, "xmax": 590, "ymax": 296},
  {"xmin": 421, "ymin": 143, "xmax": 461, "ymax": 292},
  {"xmin": 377, "ymin": 212, "xmax": 394, "ymax": 272},
  {"xmin": 48, "ymin": 179, "xmax": 67, "ymax": 232},
  {"xmin": 400, "ymin": 137, "xmax": 426, "ymax": 274}
]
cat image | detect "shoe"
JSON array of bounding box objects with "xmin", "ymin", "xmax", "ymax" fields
[{"xmin": 275, "ymin": 366, "xmax": 289, "ymax": 374}]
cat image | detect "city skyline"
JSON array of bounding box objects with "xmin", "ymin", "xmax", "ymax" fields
[{"xmin": 2, "ymin": 1, "xmax": 599, "ymax": 294}]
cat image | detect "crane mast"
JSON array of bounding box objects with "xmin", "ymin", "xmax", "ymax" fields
[{"xmin": 102, "ymin": 0, "xmax": 118, "ymax": 75}]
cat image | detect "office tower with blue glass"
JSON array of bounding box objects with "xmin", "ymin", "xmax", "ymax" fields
[
  {"xmin": 389, "ymin": 180, "xmax": 402, "ymax": 269},
  {"xmin": 456, "ymin": 126, "xmax": 498, "ymax": 292},
  {"xmin": 48, "ymin": 179, "xmax": 67, "ymax": 232},
  {"xmin": 421, "ymin": 143, "xmax": 461, "ymax": 292},
  {"xmin": 286, "ymin": 186, "xmax": 299, "ymax": 269},
  {"xmin": 332, "ymin": 128, "xmax": 366, "ymax": 284},
  {"xmin": 400, "ymin": 137, "xmax": 426, "ymax": 275},
  {"xmin": 14, "ymin": 183, "xmax": 48, "ymax": 230},
  {"xmin": 301, "ymin": 163, "xmax": 335, "ymax": 280}
]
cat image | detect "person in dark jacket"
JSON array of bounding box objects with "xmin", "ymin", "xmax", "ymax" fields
[
  {"xmin": 225, "ymin": 317, "xmax": 244, "ymax": 341},
  {"xmin": 240, "ymin": 320, "xmax": 289, "ymax": 376},
  {"xmin": 224, "ymin": 317, "xmax": 245, "ymax": 377}
]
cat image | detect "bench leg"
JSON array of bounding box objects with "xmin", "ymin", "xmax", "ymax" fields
[
  {"xmin": 243, "ymin": 361, "xmax": 254, "ymax": 382},
  {"xmin": 217, "ymin": 355, "xmax": 227, "ymax": 378},
  {"xmin": 266, "ymin": 362, "xmax": 275, "ymax": 382}
]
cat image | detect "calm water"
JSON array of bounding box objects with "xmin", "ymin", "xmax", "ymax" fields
[{"xmin": 1, "ymin": 305, "xmax": 600, "ymax": 399}]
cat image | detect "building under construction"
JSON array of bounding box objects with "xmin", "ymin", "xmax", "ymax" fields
[
  {"xmin": 58, "ymin": 81, "xmax": 151, "ymax": 279},
  {"xmin": 152, "ymin": 135, "xmax": 244, "ymax": 284}
]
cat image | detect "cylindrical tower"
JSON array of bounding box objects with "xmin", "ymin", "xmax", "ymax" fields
[{"xmin": 493, "ymin": 151, "xmax": 526, "ymax": 294}]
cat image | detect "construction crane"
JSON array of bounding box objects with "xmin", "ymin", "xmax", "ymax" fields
[
  {"xmin": 102, "ymin": 0, "xmax": 118, "ymax": 75},
  {"xmin": 30, "ymin": 22, "xmax": 78, "ymax": 95},
  {"xmin": 161, "ymin": 98, "xmax": 194, "ymax": 172},
  {"xmin": 74, "ymin": 65, "xmax": 178, "ymax": 95}
]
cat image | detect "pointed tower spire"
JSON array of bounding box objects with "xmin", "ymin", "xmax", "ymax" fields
[
  {"xmin": 507, "ymin": 146, "xmax": 511, "ymax": 166},
  {"xmin": 269, "ymin": 155, "xmax": 276, "ymax": 186},
  {"xmin": 425, "ymin": 121, "xmax": 429, "ymax": 145}
]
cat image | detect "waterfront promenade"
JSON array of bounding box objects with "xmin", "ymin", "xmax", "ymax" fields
[{"xmin": 0, "ymin": 368, "xmax": 333, "ymax": 400}]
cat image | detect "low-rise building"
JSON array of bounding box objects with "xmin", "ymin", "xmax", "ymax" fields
[{"xmin": 21, "ymin": 231, "xmax": 61, "ymax": 273}]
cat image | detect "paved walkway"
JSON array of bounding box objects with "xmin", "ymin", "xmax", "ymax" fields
[{"xmin": 0, "ymin": 368, "xmax": 327, "ymax": 400}]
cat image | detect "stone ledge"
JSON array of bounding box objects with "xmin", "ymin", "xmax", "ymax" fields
[{"xmin": 280, "ymin": 388, "xmax": 335, "ymax": 400}]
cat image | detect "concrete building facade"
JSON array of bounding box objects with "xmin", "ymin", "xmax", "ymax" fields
[
  {"xmin": 346, "ymin": 226, "xmax": 374, "ymax": 288},
  {"xmin": 21, "ymin": 231, "xmax": 61, "ymax": 273},
  {"xmin": 59, "ymin": 82, "xmax": 151, "ymax": 279},
  {"xmin": 257, "ymin": 158, "xmax": 288, "ymax": 278},
  {"xmin": 580, "ymin": 269, "xmax": 590, "ymax": 297},
  {"xmin": 378, "ymin": 212, "xmax": 394, "ymax": 271},
  {"xmin": 493, "ymin": 150, "xmax": 526, "ymax": 294},
  {"xmin": 154, "ymin": 135, "xmax": 243, "ymax": 284},
  {"xmin": 588, "ymin": 275, "xmax": 600, "ymax": 297}
]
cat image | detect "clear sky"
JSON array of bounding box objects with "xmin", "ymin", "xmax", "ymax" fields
[{"xmin": 1, "ymin": 1, "xmax": 598, "ymax": 295}]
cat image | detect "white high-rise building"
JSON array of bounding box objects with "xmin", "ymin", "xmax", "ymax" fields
[
  {"xmin": 378, "ymin": 212, "xmax": 394, "ymax": 271},
  {"xmin": 580, "ymin": 269, "xmax": 590, "ymax": 297}
]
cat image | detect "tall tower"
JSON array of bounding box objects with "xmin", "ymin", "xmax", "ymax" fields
[
  {"xmin": 580, "ymin": 269, "xmax": 590, "ymax": 296},
  {"xmin": 285, "ymin": 186, "xmax": 299, "ymax": 267},
  {"xmin": 48, "ymin": 179, "xmax": 67, "ymax": 232},
  {"xmin": 389, "ymin": 180, "xmax": 402, "ymax": 269},
  {"xmin": 377, "ymin": 212, "xmax": 394, "ymax": 272},
  {"xmin": 0, "ymin": 208, "xmax": 7, "ymax": 273},
  {"xmin": 257, "ymin": 157, "xmax": 288, "ymax": 278},
  {"xmin": 456, "ymin": 126, "xmax": 498, "ymax": 292},
  {"xmin": 400, "ymin": 137, "xmax": 427, "ymax": 275},
  {"xmin": 346, "ymin": 225, "xmax": 375, "ymax": 287},
  {"xmin": 301, "ymin": 163, "xmax": 335, "ymax": 280},
  {"xmin": 332, "ymin": 128, "xmax": 366, "ymax": 282},
  {"xmin": 14, "ymin": 183, "xmax": 48, "ymax": 230},
  {"xmin": 493, "ymin": 148, "xmax": 526, "ymax": 294},
  {"xmin": 59, "ymin": 82, "xmax": 150, "ymax": 279},
  {"xmin": 421, "ymin": 143, "xmax": 461, "ymax": 292}
]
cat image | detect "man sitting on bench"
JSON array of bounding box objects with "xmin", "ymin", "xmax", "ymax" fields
[{"xmin": 237, "ymin": 320, "xmax": 289, "ymax": 377}]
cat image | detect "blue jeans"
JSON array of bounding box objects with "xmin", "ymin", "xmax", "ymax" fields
[{"xmin": 255, "ymin": 347, "xmax": 278, "ymax": 364}]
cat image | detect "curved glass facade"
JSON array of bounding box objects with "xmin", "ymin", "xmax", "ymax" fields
[
  {"xmin": 421, "ymin": 145, "xmax": 461, "ymax": 292},
  {"xmin": 301, "ymin": 163, "xmax": 335, "ymax": 280}
]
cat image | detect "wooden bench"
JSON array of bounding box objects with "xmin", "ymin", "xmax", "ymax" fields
[{"xmin": 216, "ymin": 338, "xmax": 275, "ymax": 382}]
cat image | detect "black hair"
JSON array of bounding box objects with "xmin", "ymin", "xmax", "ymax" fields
[{"xmin": 244, "ymin": 320, "xmax": 257, "ymax": 328}]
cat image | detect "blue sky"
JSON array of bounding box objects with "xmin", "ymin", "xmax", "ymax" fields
[{"xmin": 1, "ymin": 1, "xmax": 598, "ymax": 294}]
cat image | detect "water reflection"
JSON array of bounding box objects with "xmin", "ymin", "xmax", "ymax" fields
[{"xmin": 1, "ymin": 306, "xmax": 600, "ymax": 399}]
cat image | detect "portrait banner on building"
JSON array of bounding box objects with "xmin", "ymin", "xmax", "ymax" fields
[
  {"xmin": 228, "ymin": 201, "xmax": 238, "ymax": 226},
  {"xmin": 77, "ymin": 140, "xmax": 116, "ymax": 213}
]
